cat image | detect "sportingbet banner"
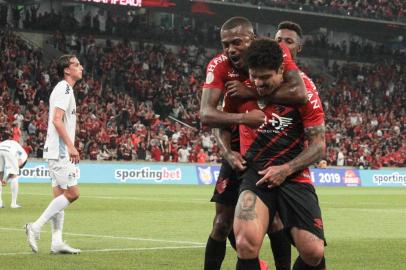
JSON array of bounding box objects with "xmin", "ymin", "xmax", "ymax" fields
[
  {"xmin": 359, "ymin": 169, "xmax": 406, "ymax": 187},
  {"xmin": 18, "ymin": 161, "xmax": 197, "ymax": 184}
]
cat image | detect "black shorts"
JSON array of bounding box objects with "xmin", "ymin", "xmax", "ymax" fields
[
  {"xmin": 210, "ymin": 160, "xmax": 241, "ymax": 206},
  {"xmin": 238, "ymin": 166, "xmax": 278, "ymax": 220},
  {"xmin": 277, "ymin": 181, "xmax": 327, "ymax": 245}
]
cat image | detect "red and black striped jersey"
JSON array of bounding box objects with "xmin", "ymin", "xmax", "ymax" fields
[
  {"xmin": 225, "ymin": 72, "xmax": 324, "ymax": 184},
  {"xmin": 202, "ymin": 43, "xmax": 299, "ymax": 153}
]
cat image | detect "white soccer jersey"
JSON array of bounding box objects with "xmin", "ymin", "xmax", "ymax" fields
[
  {"xmin": 43, "ymin": 80, "xmax": 77, "ymax": 160},
  {"xmin": 0, "ymin": 140, "xmax": 28, "ymax": 163}
]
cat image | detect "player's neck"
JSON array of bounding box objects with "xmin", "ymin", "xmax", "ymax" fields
[{"xmin": 64, "ymin": 77, "xmax": 76, "ymax": 88}]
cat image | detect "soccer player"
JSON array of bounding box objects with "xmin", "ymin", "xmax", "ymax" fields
[
  {"xmin": 224, "ymin": 39, "xmax": 327, "ymax": 270},
  {"xmin": 200, "ymin": 16, "xmax": 308, "ymax": 270},
  {"xmin": 0, "ymin": 138, "xmax": 28, "ymax": 208},
  {"xmin": 25, "ymin": 55, "xmax": 83, "ymax": 254}
]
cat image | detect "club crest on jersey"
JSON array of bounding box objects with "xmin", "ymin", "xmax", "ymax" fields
[{"xmin": 258, "ymin": 113, "xmax": 293, "ymax": 134}]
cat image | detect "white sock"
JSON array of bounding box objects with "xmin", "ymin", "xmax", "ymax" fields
[
  {"xmin": 0, "ymin": 183, "xmax": 3, "ymax": 206},
  {"xmin": 10, "ymin": 178, "xmax": 18, "ymax": 206},
  {"xmin": 51, "ymin": 210, "xmax": 64, "ymax": 245},
  {"xmin": 31, "ymin": 195, "xmax": 70, "ymax": 232}
]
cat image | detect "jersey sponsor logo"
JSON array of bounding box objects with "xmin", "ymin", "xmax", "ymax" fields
[
  {"xmin": 258, "ymin": 113, "xmax": 293, "ymax": 134},
  {"xmin": 207, "ymin": 54, "xmax": 228, "ymax": 73},
  {"xmin": 227, "ymin": 71, "xmax": 239, "ymax": 78},
  {"xmin": 65, "ymin": 85, "xmax": 70, "ymax": 94},
  {"xmin": 205, "ymin": 72, "xmax": 215, "ymax": 84}
]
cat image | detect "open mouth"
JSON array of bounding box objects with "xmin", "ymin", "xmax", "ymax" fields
[{"xmin": 229, "ymin": 54, "xmax": 241, "ymax": 64}]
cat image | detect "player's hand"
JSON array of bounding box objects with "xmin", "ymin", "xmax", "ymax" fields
[
  {"xmin": 225, "ymin": 81, "xmax": 256, "ymax": 99},
  {"xmin": 256, "ymin": 164, "xmax": 291, "ymax": 189},
  {"xmin": 223, "ymin": 150, "xmax": 247, "ymax": 171},
  {"xmin": 1, "ymin": 180, "xmax": 6, "ymax": 186},
  {"xmin": 68, "ymin": 145, "xmax": 80, "ymax": 164},
  {"xmin": 242, "ymin": 109, "xmax": 266, "ymax": 128}
]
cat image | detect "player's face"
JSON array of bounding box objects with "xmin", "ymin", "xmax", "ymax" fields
[
  {"xmin": 275, "ymin": 29, "xmax": 301, "ymax": 60},
  {"xmin": 65, "ymin": 57, "xmax": 83, "ymax": 82},
  {"xmin": 249, "ymin": 66, "xmax": 284, "ymax": 96},
  {"xmin": 221, "ymin": 26, "xmax": 254, "ymax": 69}
]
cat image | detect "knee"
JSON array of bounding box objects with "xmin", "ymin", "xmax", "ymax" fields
[
  {"xmin": 211, "ymin": 217, "xmax": 233, "ymax": 240},
  {"xmin": 236, "ymin": 235, "xmax": 260, "ymax": 258},
  {"xmin": 300, "ymin": 244, "xmax": 324, "ymax": 266},
  {"xmin": 65, "ymin": 190, "xmax": 80, "ymax": 202}
]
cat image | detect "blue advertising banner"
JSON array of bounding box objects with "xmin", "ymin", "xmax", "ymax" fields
[
  {"xmin": 359, "ymin": 170, "xmax": 406, "ymax": 187},
  {"xmin": 195, "ymin": 165, "xmax": 221, "ymax": 185},
  {"xmin": 310, "ymin": 168, "xmax": 362, "ymax": 187},
  {"xmin": 17, "ymin": 161, "xmax": 406, "ymax": 187},
  {"xmin": 18, "ymin": 161, "xmax": 198, "ymax": 185}
]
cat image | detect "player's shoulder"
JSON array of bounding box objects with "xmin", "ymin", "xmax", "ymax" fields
[
  {"xmin": 206, "ymin": 53, "xmax": 230, "ymax": 73},
  {"xmin": 53, "ymin": 80, "xmax": 71, "ymax": 95}
]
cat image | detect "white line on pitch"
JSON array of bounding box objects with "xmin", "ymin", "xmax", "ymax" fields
[
  {"xmin": 16, "ymin": 192, "xmax": 207, "ymax": 203},
  {"xmin": 0, "ymin": 227, "xmax": 205, "ymax": 245},
  {"xmin": 0, "ymin": 245, "xmax": 206, "ymax": 256}
]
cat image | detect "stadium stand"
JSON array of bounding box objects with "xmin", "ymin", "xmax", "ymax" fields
[
  {"xmin": 213, "ymin": 0, "xmax": 406, "ymax": 22},
  {"xmin": 0, "ymin": 10, "xmax": 404, "ymax": 168}
]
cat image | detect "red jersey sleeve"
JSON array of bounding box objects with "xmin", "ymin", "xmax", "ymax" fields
[
  {"xmin": 279, "ymin": 43, "xmax": 298, "ymax": 72},
  {"xmin": 203, "ymin": 54, "xmax": 229, "ymax": 91},
  {"xmin": 299, "ymin": 74, "xmax": 325, "ymax": 128}
]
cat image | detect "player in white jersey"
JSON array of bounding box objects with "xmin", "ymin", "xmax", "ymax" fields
[
  {"xmin": 25, "ymin": 55, "xmax": 83, "ymax": 254},
  {"xmin": 0, "ymin": 139, "xmax": 28, "ymax": 208}
]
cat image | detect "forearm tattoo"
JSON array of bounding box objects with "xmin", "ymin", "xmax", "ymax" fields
[{"xmin": 235, "ymin": 191, "xmax": 257, "ymax": 221}]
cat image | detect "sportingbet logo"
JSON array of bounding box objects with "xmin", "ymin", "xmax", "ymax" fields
[
  {"xmin": 373, "ymin": 172, "xmax": 406, "ymax": 186},
  {"xmin": 115, "ymin": 167, "xmax": 181, "ymax": 183}
]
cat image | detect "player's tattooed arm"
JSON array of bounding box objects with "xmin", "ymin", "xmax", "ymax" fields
[
  {"xmin": 264, "ymin": 70, "xmax": 307, "ymax": 105},
  {"xmin": 286, "ymin": 124, "xmax": 326, "ymax": 174},
  {"xmin": 235, "ymin": 191, "xmax": 257, "ymax": 221},
  {"xmin": 257, "ymin": 124, "xmax": 326, "ymax": 188}
]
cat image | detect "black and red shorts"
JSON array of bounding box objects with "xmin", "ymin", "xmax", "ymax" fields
[{"xmin": 210, "ymin": 160, "xmax": 241, "ymax": 206}]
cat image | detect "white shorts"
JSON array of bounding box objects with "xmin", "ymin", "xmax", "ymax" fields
[
  {"xmin": 0, "ymin": 150, "xmax": 19, "ymax": 180},
  {"xmin": 48, "ymin": 158, "xmax": 79, "ymax": 189}
]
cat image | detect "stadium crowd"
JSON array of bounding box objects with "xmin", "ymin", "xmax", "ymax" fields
[
  {"xmin": 0, "ymin": 26, "xmax": 404, "ymax": 168},
  {"xmin": 216, "ymin": 0, "xmax": 406, "ymax": 22}
]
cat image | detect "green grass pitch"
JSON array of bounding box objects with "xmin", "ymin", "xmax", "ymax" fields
[{"xmin": 0, "ymin": 184, "xmax": 405, "ymax": 270}]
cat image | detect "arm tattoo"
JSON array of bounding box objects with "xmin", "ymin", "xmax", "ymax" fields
[
  {"xmin": 286, "ymin": 124, "xmax": 326, "ymax": 174},
  {"xmin": 235, "ymin": 191, "xmax": 257, "ymax": 221}
]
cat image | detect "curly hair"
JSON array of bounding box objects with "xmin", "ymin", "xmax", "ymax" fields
[{"xmin": 244, "ymin": 39, "xmax": 283, "ymax": 71}]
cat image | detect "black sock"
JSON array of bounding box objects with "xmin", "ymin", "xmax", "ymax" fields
[
  {"xmin": 269, "ymin": 230, "xmax": 291, "ymax": 270},
  {"xmin": 204, "ymin": 237, "xmax": 226, "ymax": 270},
  {"xmin": 236, "ymin": 257, "xmax": 260, "ymax": 270},
  {"xmin": 293, "ymin": 256, "xmax": 326, "ymax": 270},
  {"xmin": 228, "ymin": 229, "xmax": 237, "ymax": 250}
]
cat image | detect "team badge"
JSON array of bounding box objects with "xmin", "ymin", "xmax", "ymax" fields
[{"xmin": 205, "ymin": 72, "xmax": 214, "ymax": 84}]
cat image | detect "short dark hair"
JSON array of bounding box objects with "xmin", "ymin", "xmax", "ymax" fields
[
  {"xmin": 221, "ymin": 16, "xmax": 254, "ymax": 34},
  {"xmin": 277, "ymin": 21, "xmax": 302, "ymax": 38},
  {"xmin": 56, "ymin": 54, "xmax": 76, "ymax": 78},
  {"xmin": 244, "ymin": 39, "xmax": 283, "ymax": 71}
]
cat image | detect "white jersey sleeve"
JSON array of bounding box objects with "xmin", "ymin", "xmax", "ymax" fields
[
  {"xmin": 0, "ymin": 140, "xmax": 27, "ymax": 162},
  {"xmin": 43, "ymin": 80, "xmax": 77, "ymax": 160}
]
